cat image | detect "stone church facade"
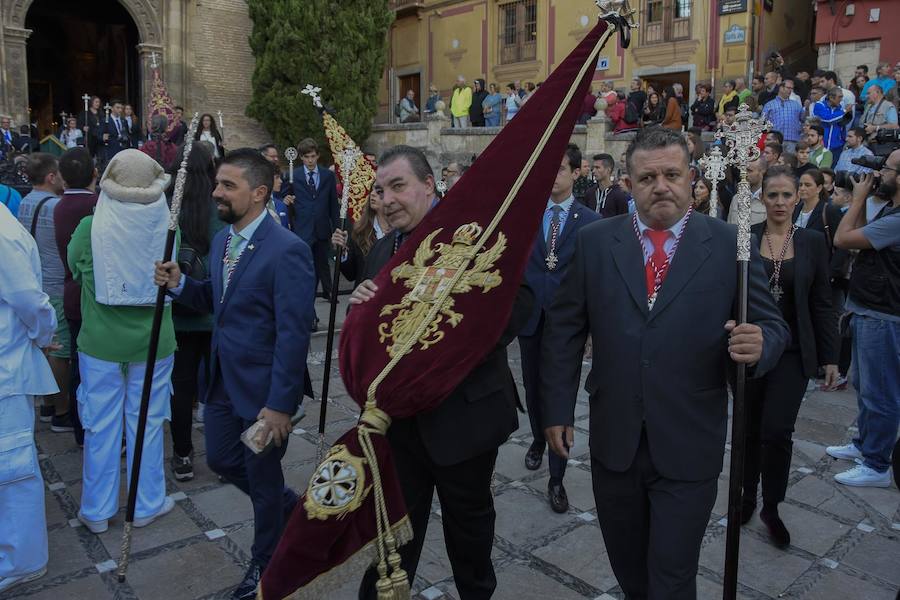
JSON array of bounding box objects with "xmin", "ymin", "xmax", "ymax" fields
[{"xmin": 0, "ymin": 0, "xmax": 268, "ymax": 148}]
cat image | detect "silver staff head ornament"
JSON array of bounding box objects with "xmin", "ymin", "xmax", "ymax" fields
[
  {"xmin": 302, "ymin": 84, "xmax": 323, "ymax": 108},
  {"xmin": 284, "ymin": 147, "xmax": 298, "ymax": 163}
]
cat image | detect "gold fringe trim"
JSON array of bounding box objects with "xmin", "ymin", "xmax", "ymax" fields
[{"xmin": 258, "ymin": 515, "xmax": 413, "ymax": 600}]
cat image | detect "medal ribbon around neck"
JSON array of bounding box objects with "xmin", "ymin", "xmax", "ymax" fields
[
  {"xmin": 631, "ymin": 207, "xmax": 693, "ymax": 310},
  {"xmin": 764, "ymin": 224, "xmax": 796, "ymax": 302},
  {"xmin": 546, "ymin": 213, "xmax": 562, "ymax": 270}
]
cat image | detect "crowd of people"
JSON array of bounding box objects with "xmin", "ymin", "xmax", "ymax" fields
[{"xmin": 1, "ymin": 54, "xmax": 898, "ymax": 600}]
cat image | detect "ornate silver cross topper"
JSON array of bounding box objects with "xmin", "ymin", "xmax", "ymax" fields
[
  {"xmin": 302, "ymin": 84, "xmax": 323, "ymax": 108},
  {"xmin": 698, "ymin": 145, "xmax": 727, "ymax": 220},
  {"xmin": 339, "ymin": 147, "xmax": 361, "ymax": 220},
  {"xmin": 595, "ymin": 0, "xmax": 638, "ymax": 47},
  {"xmin": 436, "ymin": 179, "xmax": 448, "ymax": 196},
  {"xmin": 150, "ymin": 51, "xmax": 159, "ymax": 70},
  {"xmin": 285, "ymin": 147, "xmax": 298, "ymax": 185}
]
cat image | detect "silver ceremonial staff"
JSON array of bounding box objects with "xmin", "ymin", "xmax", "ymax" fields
[
  {"xmin": 717, "ymin": 103, "xmax": 770, "ymax": 600},
  {"xmin": 117, "ymin": 112, "xmax": 201, "ymax": 583}
]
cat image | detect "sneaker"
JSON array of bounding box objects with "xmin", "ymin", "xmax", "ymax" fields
[
  {"xmin": 834, "ymin": 464, "xmax": 892, "ymax": 488},
  {"xmin": 77, "ymin": 512, "xmax": 109, "ymax": 534},
  {"xmin": 826, "ymin": 443, "xmax": 863, "ymax": 462},
  {"xmin": 832, "ymin": 375, "xmax": 849, "ymax": 391},
  {"xmin": 232, "ymin": 561, "xmax": 262, "ymax": 600},
  {"xmin": 39, "ymin": 404, "xmax": 55, "ymax": 423},
  {"xmin": 171, "ymin": 453, "xmax": 194, "ymax": 481},
  {"xmin": 0, "ymin": 565, "xmax": 47, "ymax": 593},
  {"xmin": 134, "ymin": 495, "xmax": 176, "ymax": 528},
  {"xmin": 50, "ymin": 413, "xmax": 74, "ymax": 433}
]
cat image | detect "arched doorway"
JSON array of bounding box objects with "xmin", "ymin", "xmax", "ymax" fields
[{"xmin": 25, "ymin": 0, "xmax": 140, "ymax": 137}]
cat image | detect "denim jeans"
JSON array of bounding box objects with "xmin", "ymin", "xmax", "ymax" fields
[{"xmin": 850, "ymin": 314, "xmax": 900, "ymax": 473}]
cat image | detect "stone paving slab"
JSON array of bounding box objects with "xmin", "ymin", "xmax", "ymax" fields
[{"xmin": 9, "ymin": 337, "xmax": 900, "ymax": 600}]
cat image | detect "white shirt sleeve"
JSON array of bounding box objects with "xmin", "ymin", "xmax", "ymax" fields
[{"xmin": 0, "ymin": 233, "xmax": 56, "ymax": 347}]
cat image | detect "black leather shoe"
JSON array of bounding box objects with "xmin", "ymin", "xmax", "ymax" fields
[
  {"xmin": 311, "ymin": 318, "xmax": 319, "ymax": 333},
  {"xmin": 740, "ymin": 494, "xmax": 757, "ymax": 525},
  {"xmin": 548, "ymin": 482, "xmax": 569, "ymax": 513},
  {"xmin": 525, "ymin": 443, "xmax": 544, "ymax": 470},
  {"xmin": 760, "ymin": 506, "xmax": 791, "ymax": 549},
  {"xmin": 233, "ymin": 561, "xmax": 262, "ymax": 599}
]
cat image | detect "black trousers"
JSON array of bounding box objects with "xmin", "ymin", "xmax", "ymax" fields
[
  {"xmin": 591, "ymin": 431, "xmax": 717, "ymax": 600},
  {"xmin": 310, "ymin": 239, "xmax": 332, "ymax": 298},
  {"xmin": 170, "ymin": 330, "xmax": 211, "ymax": 457},
  {"xmin": 67, "ymin": 318, "xmax": 84, "ymax": 446},
  {"xmin": 518, "ymin": 324, "xmax": 567, "ymax": 481},
  {"xmin": 359, "ymin": 419, "xmax": 498, "ymax": 600},
  {"xmin": 204, "ymin": 372, "xmax": 297, "ymax": 567},
  {"xmin": 743, "ymin": 349, "xmax": 809, "ymax": 506}
]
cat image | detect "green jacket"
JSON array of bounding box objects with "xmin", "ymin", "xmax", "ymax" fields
[{"xmin": 68, "ymin": 216, "xmax": 176, "ymax": 363}]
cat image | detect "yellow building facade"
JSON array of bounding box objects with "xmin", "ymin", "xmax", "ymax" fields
[{"xmin": 379, "ymin": 0, "xmax": 816, "ymax": 122}]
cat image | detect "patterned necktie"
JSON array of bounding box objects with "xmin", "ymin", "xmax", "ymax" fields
[
  {"xmin": 222, "ymin": 231, "xmax": 244, "ymax": 295},
  {"xmin": 644, "ymin": 229, "xmax": 671, "ymax": 299},
  {"xmin": 307, "ymin": 170, "xmax": 316, "ymax": 191}
]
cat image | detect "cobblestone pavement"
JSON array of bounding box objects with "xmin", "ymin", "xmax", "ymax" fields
[{"xmin": 8, "ymin": 297, "xmax": 900, "ymax": 600}]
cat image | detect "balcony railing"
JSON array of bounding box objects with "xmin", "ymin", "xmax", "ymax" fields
[
  {"xmin": 390, "ymin": 0, "xmax": 425, "ymax": 17},
  {"xmin": 641, "ymin": 3, "xmax": 691, "ymax": 45}
]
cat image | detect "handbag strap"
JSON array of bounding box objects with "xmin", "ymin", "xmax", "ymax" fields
[{"xmin": 29, "ymin": 195, "xmax": 55, "ymax": 237}]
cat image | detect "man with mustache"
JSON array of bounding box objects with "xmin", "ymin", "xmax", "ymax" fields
[
  {"xmin": 828, "ymin": 150, "xmax": 900, "ymax": 488},
  {"xmin": 154, "ymin": 148, "xmax": 316, "ymax": 599},
  {"xmin": 540, "ymin": 127, "xmax": 788, "ymax": 599}
]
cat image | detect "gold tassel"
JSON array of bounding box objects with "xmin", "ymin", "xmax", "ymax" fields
[
  {"xmin": 387, "ymin": 550, "xmax": 410, "ymax": 599},
  {"xmin": 375, "ymin": 562, "xmax": 395, "ymax": 600}
]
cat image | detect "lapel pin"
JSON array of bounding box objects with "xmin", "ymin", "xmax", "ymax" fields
[
  {"xmin": 573, "ymin": 212, "xmax": 579, "ymax": 220},
  {"xmin": 248, "ymin": 244, "xmax": 255, "ymax": 251}
]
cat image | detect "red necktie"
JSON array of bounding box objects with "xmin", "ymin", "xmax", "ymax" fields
[{"xmin": 644, "ymin": 229, "xmax": 671, "ymax": 298}]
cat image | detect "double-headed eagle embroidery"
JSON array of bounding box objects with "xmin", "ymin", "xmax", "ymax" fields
[{"xmin": 378, "ymin": 222, "xmax": 506, "ymax": 358}]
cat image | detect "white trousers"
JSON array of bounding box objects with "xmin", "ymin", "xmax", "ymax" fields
[
  {"xmin": 0, "ymin": 395, "xmax": 48, "ymax": 578},
  {"xmin": 77, "ymin": 353, "xmax": 173, "ymax": 522}
]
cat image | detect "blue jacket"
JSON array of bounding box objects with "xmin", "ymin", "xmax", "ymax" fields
[
  {"xmin": 813, "ymin": 101, "xmax": 847, "ymax": 151},
  {"xmin": 286, "ymin": 166, "xmax": 339, "ymax": 244},
  {"xmin": 175, "ymin": 214, "xmax": 316, "ymax": 420},
  {"xmin": 519, "ymin": 200, "xmax": 600, "ymax": 337}
]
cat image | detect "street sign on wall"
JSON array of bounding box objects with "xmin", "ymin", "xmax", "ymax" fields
[{"xmin": 719, "ymin": 0, "xmax": 748, "ymax": 15}]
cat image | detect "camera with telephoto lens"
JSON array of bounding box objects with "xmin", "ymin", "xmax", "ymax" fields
[
  {"xmin": 854, "ymin": 128, "xmax": 900, "ymax": 168},
  {"xmin": 833, "ymin": 170, "xmax": 861, "ymax": 190}
]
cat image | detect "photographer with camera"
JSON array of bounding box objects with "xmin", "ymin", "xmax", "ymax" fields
[
  {"xmin": 834, "ymin": 127, "xmax": 874, "ymax": 175},
  {"xmin": 825, "ymin": 150, "xmax": 900, "ymax": 488},
  {"xmin": 861, "ymin": 84, "xmax": 898, "ymax": 145}
]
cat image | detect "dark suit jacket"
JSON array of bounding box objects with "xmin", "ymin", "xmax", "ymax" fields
[
  {"xmin": 791, "ymin": 200, "xmax": 849, "ymax": 280},
  {"xmin": 540, "ymin": 214, "xmax": 789, "ymax": 481},
  {"xmin": 582, "ymin": 183, "xmax": 631, "ymax": 219},
  {"xmin": 751, "ymin": 224, "xmax": 838, "ymax": 377},
  {"xmin": 520, "ymin": 200, "xmax": 600, "ymax": 336},
  {"xmin": 287, "ymin": 166, "xmax": 339, "ymax": 244},
  {"xmin": 175, "ymin": 214, "xmax": 316, "ymax": 421},
  {"xmin": 361, "ymin": 229, "xmax": 534, "ymax": 466},
  {"xmin": 102, "ymin": 117, "xmax": 130, "ymax": 158},
  {"xmin": 124, "ymin": 116, "xmax": 142, "ymax": 145}
]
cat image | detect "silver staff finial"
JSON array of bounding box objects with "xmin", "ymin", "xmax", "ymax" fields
[
  {"xmin": 698, "ymin": 145, "xmax": 728, "ymax": 220},
  {"xmin": 302, "ymin": 84, "xmax": 323, "ymax": 108}
]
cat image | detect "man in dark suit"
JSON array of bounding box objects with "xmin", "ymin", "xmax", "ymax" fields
[
  {"xmin": 101, "ymin": 99, "xmax": 130, "ymax": 162},
  {"xmin": 284, "ymin": 138, "xmax": 338, "ymax": 300},
  {"xmin": 518, "ymin": 144, "xmax": 599, "ymax": 513},
  {"xmin": 541, "ymin": 128, "xmax": 789, "ymax": 599},
  {"xmin": 583, "ymin": 152, "xmax": 630, "ymax": 218},
  {"xmin": 154, "ymin": 148, "xmax": 316, "ymax": 600},
  {"xmin": 352, "ymin": 145, "xmax": 532, "ymax": 600},
  {"xmin": 123, "ymin": 104, "xmax": 142, "ymax": 147},
  {"xmin": 0, "ymin": 116, "xmax": 20, "ymax": 161}
]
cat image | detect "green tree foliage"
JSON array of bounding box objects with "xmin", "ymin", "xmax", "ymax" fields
[{"xmin": 246, "ymin": 0, "xmax": 393, "ymax": 159}]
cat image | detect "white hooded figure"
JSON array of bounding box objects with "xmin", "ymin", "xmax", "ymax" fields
[
  {"xmin": 67, "ymin": 149, "xmax": 177, "ymax": 534},
  {"xmin": 0, "ymin": 202, "xmax": 58, "ymax": 593}
]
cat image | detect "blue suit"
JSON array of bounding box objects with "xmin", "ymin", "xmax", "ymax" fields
[
  {"xmin": 518, "ymin": 200, "xmax": 599, "ymax": 480},
  {"xmin": 175, "ymin": 213, "xmax": 316, "ymax": 568},
  {"xmin": 287, "ymin": 166, "xmax": 339, "ymax": 297},
  {"xmin": 101, "ymin": 116, "xmax": 130, "ymax": 162}
]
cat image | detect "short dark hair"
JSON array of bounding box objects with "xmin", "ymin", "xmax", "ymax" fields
[
  {"xmin": 220, "ymin": 148, "xmax": 276, "ymax": 201},
  {"xmin": 768, "ymin": 130, "xmax": 784, "ymax": 144},
  {"xmin": 59, "ymin": 147, "xmax": 95, "ymax": 189},
  {"xmin": 25, "ymin": 152, "xmax": 59, "ymax": 184},
  {"xmin": 810, "ymin": 85, "xmax": 826, "ymax": 95},
  {"xmin": 848, "ymin": 126, "xmax": 866, "ymax": 139},
  {"xmin": 857, "ymin": 64, "xmax": 869, "ymax": 73},
  {"xmin": 809, "ymin": 124, "xmax": 824, "ymax": 137},
  {"xmin": 592, "ymin": 153, "xmax": 615, "ymax": 171},
  {"xmin": 174, "ymin": 105, "xmax": 185, "ymax": 112},
  {"xmin": 564, "ymin": 143, "xmax": 581, "ymax": 172},
  {"xmin": 765, "ymin": 141, "xmax": 783, "ymax": 156},
  {"xmin": 625, "ymin": 127, "xmax": 690, "ymax": 173},
  {"xmin": 753, "ymin": 75, "xmax": 765, "ymax": 84},
  {"xmin": 378, "ymin": 145, "xmax": 434, "ymax": 183},
  {"xmin": 297, "ymin": 138, "xmax": 318, "ymax": 156},
  {"xmin": 823, "ymin": 71, "xmax": 838, "ymax": 83},
  {"xmin": 795, "ymin": 141, "xmax": 810, "ymax": 152},
  {"xmin": 258, "ymin": 143, "xmax": 278, "ymax": 154},
  {"xmin": 110, "ymin": 98, "xmax": 123, "ymax": 106},
  {"xmin": 762, "ymin": 165, "xmax": 798, "ymax": 191},
  {"xmin": 813, "ymin": 69, "xmax": 826, "ymax": 78}
]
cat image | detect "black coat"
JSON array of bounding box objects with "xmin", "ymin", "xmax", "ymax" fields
[
  {"xmin": 791, "ymin": 200, "xmax": 850, "ymax": 281},
  {"xmin": 751, "ymin": 223, "xmax": 839, "ymax": 377},
  {"xmin": 360, "ymin": 229, "xmax": 534, "ymax": 466},
  {"xmin": 540, "ymin": 213, "xmax": 789, "ymax": 481},
  {"xmin": 582, "ymin": 183, "xmax": 630, "ymax": 218}
]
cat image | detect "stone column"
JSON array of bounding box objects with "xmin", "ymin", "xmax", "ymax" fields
[
  {"xmin": 2, "ymin": 25, "xmax": 32, "ymax": 126},
  {"xmin": 585, "ymin": 114, "xmax": 610, "ymax": 159},
  {"xmin": 425, "ymin": 106, "xmax": 449, "ymax": 176}
]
